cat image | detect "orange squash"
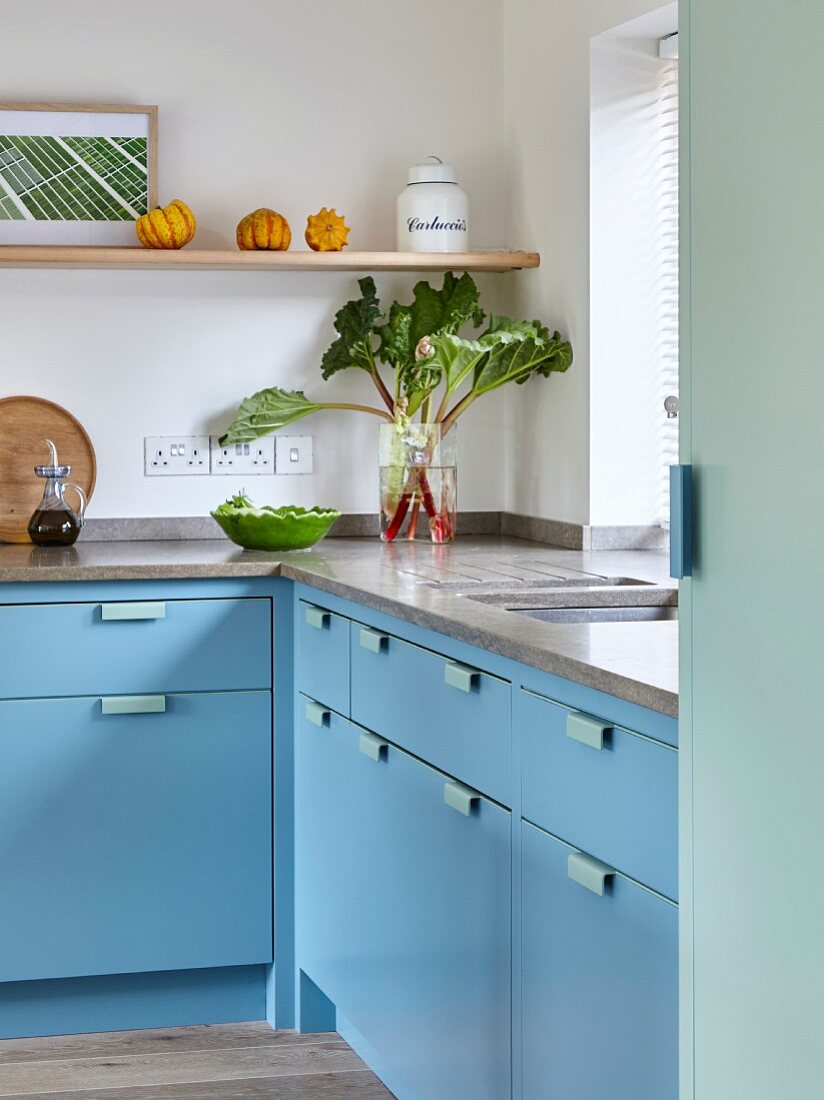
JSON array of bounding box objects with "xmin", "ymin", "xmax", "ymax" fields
[
  {"xmin": 135, "ymin": 199, "xmax": 196, "ymax": 249},
  {"xmin": 236, "ymin": 208, "xmax": 291, "ymax": 251},
  {"xmin": 305, "ymin": 207, "xmax": 350, "ymax": 251}
]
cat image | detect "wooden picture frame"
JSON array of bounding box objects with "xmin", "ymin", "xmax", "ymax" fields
[{"xmin": 0, "ymin": 103, "xmax": 157, "ymax": 245}]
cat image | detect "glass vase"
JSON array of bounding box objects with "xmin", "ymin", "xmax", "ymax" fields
[{"xmin": 379, "ymin": 423, "xmax": 457, "ymax": 544}]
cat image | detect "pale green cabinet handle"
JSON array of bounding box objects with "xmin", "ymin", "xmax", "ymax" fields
[
  {"xmin": 304, "ymin": 605, "xmax": 330, "ymax": 630},
  {"xmin": 101, "ymin": 602, "xmax": 166, "ymax": 621},
  {"xmin": 444, "ymin": 780, "xmax": 480, "ymax": 817},
  {"xmin": 566, "ymin": 712, "xmax": 611, "ymax": 750},
  {"xmin": 305, "ymin": 700, "xmax": 331, "ymax": 727},
  {"xmin": 359, "ymin": 731, "xmax": 388, "ymax": 762},
  {"xmin": 360, "ymin": 627, "xmax": 388, "ymax": 654},
  {"xmin": 101, "ymin": 695, "xmax": 166, "ymax": 715},
  {"xmin": 567, "ymin": 851, "xmax": 615, "ymax": 896},
  {"xmin": 444, "ymin": 662, "xmax": 479, "ymax": 693}
]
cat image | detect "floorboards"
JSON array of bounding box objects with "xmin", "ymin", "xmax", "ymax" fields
[{"xmin": 0, "ymin": 1024, "xmax": 395, "ymax": 1099}]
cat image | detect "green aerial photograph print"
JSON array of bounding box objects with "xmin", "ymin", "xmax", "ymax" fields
[{"xmin": 0, "ymin": 135, "xmax": 148, "ymax": 220}]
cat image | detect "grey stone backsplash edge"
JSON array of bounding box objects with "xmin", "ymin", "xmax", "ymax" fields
[{"xmin": 79, "ymin": 513, "xmax": 667, "ymax": 551}]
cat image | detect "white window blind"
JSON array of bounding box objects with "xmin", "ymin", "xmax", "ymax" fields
[{"xmin": 657, "ymin": 58, "xmax": 679, "ymax": 527}]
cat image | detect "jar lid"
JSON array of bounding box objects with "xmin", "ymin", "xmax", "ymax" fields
[{"xmin": 407, "ymin": 155, "xmax": 458, "ymax": 185}]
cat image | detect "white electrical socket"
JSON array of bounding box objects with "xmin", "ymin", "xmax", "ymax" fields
[
  {"xmin": 210, "ymin": 435, "xmax": 275, "ymax": 475},
  {"xmin": 144, "ymin": 436, "xmax": 210, "ymax": 476},
  {"xmin": 275, "ymin": 435, "xmax": 313, "ymax": 474}
]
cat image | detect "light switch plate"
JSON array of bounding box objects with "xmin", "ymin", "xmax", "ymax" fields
[
  {"xmin": 210, "ymin": 436, "xmax": 275, "ymax": 475},
  {"xmin": 144, "ymin": 436, "xmax": 210, "ymax": 476},
  {"xmin": 276, "ymin": 435, "xmax": 313, "ymax": 474}
]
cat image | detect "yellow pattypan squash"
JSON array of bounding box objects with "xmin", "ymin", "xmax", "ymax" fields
[
  {"xmin": 135, "ymin": 199, "xmax": 196, "ymax": 249},
  {"xmin": 305, "ymin": 207, "xmax": 350, "ymax": 252},
  {"xmin": 236, "ymin": 208, "xmax": 291, "ymax": 251}
]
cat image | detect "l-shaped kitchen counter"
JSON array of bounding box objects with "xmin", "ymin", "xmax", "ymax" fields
[
  {"xmin": 0, "ymin": 534, "xmax": 680, "ymax": 1096},
  {"xmin": 0, "ymin": 535, "xmax": 678, "ymax": 716}
]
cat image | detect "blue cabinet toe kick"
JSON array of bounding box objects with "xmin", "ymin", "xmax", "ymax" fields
[{"xmin": 0, "ymin": 966, "xmax": 268, "ymax": 1040}]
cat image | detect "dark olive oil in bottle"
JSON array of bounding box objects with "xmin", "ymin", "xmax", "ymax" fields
[{"xmin": 27, "ymin": 508, "xmax": 82, "ymax": 547}]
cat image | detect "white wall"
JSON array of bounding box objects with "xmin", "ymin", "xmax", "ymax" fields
[
  {"xmin": 0, "ymin": 0, "xmax": 507, "ymax": 518},
  {"xmin": 503, "ymin": 0, "xmax": 677, "ymax": 524}
]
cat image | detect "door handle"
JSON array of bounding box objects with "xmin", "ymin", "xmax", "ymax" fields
[
  {"xmin": 444, "ymin": 662, "xmax": 479, "ymax": 693},
  {"xmin": 101, "ymin": 695, "xmax": 166, "ymax": 715},
  {"xmin": 444, "ymin": 780, "xmax": 480, "ymax": 817},
  {"xmin": 567, "ymin": 851, "xmax": 615, "ymax": 896},
  {"xmin": 304, "ymin": 605, "xmax": 330, "ymax": 630},
  {"xmin": 566, "ymin": 712, "xmax": 611, "ymax": 750},
  {"xmin": 305, "ymin": 700, "xmax": 331, "ymax": 727},
  {"xmin": 359, "ymin": 731, "xmax": 388, "ymax": 762},
  {"xmin": 360, "ymin": 627, "xmax": 388, "ymax": 654},
  {"xmin": 670, "ymin": 464, "xmax": 693, "ymax": 579},
  {"xmin": 101, "ymin": 602, "xmax": 166, "ymax": 621}
]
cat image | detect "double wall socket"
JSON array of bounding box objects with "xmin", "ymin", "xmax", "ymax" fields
[
  {"xmin": 210, "ymin": 436, "xmax": 275, "ymax": 475},
  {"xmin": 144, "ymin": 436, "xmax": 210, "ymax": 476}
]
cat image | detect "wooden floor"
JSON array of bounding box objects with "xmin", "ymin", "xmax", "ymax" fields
[{"xmin": 0, "ymin": 1023, "xmax": 395, "ymax": 1098}]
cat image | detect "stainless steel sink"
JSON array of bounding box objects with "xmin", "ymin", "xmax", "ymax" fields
[
  {"xmin": 456, "ymin": 581, "xmax": 678, "ymax": 624},
  {"xmin": 513, "ymin": 605, "xmax": 678, "ymax": 624}
]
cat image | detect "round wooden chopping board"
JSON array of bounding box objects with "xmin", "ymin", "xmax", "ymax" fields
[{"xmin": 0, "ymin": 397, "xmax": 96, "ymax": 544}]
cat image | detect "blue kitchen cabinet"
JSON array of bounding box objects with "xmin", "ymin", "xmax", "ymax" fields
[
  {"xmin": 521, "ymin": 689, "xmax": 678, "ymax": 900},
  {"xmin": 0, "ymin": 690, "xmax": 273, "ymax": 983},
  {"xmin": 296, "ymin": 600, "xmax": 350, "ymax": 716},
  {"xmin": 0, "ymin": 597, "xmax": 272, "ymax": 700},
  {"xmin": 295, "ymin": 695, "xmax": 350, "ymax": 1009},
  {"xmin": 521, "ymin": 821, "xmax": 678, "ymax": 1100},
  {"xmin": 347, "ymin": 730, "xmax": 511, "ymax": 1100},
  {"xmin": 350, "ymin": 621, "xmax": 511, "ymax": 806}
]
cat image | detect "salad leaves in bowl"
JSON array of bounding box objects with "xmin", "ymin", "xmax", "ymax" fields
[{"xmin": 211, "ymin": 494, "xmax": 340, "ymax": 551}]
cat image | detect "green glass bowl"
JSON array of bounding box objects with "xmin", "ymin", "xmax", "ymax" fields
[{"xmin": 210, "ymin": 504, "xmax": 341, "ymax": 551}]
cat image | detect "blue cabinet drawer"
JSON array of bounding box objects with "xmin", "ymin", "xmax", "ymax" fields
[
  {"xmin": 0, "ymin": 691, "xmax": 273, "ymax": 983},
  {"xmin": 296, "ymin": 600, "xmax": 350, "ymax": 715},
  {"xmin": 348, "ymin": 731, "xmax": 511, "ymax": 1100},
  {"xmin": 295, "ymin": 695, "xmax": 351, "ymax": 1009},
  {"xmin": 522, "ymin": 822, "xmax": 678, "ymax": 1100},
  {"xmin": 0, "ymin": 598, "xmax": 271, "ymax": 699},
  {"xmin": 521, "ymin": 689, "xmax": 677, "ymax": 899},
  {"xmin": 350, "ymin": 622, "xmax": 511, "ymax": 806}
]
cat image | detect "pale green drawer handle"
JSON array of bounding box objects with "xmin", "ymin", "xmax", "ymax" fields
[
  {"xmin": 568, "ymin": 851, "xmax": 615, "ymax": 896},
  {"xmin": 359, "ymin": 731, "xmax": 388, "ymax": 762},
  {"xmin": 566, "ymin": 712, "xmax": 611, "ymax": 750},
  {"xmin": 101, "ymin": 602, "xmax": 166, "ymax": 621},
  {"xmin": 360, "ymin": 627, "xmax": 388, "ymax": 654},
  {"xmin": 444, "ymin": 662, "xmax": 479, "ymax": 693},
  {"xmin": 444, "ymin": 780, "xmax": 480, "ymax": 817},
  {"xmin": 304, "ymin": 605, "xmax": 330, "ymax": 630},
  {"xmin": 305, "ymin": 700, "xmax": 331, "ymax": 727},
  {"xmin": 101, "ymin": 695, "xmax": 166, "ymax": 715}
]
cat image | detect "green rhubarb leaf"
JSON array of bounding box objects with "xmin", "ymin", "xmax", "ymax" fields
[
  {"xmin": 320, "ymin": 276, "xmax": 382, "ymax": 379},
  {"xmin": 219, "ymin": 388, "xmax": 321, "ymax": 444},
  {"xmin": 375, "ymin": 272, "xmax": 485, "ymax": 400}
]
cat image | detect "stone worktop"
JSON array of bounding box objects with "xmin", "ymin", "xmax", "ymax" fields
[{"xmin": 0, "ymin": 537, "xmax": 678, "ymax": 717}]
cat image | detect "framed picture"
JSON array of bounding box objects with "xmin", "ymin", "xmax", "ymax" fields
[{"xmin": 0, "ymin": 103, "xmax": 157, "ymax": 245}]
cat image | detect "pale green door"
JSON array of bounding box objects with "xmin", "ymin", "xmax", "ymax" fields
[{"xmin": 682, "ymin": 1, "xmax": 824, "ymax": 1096}]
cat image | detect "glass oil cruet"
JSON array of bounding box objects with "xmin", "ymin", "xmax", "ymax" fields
[{"xmin": 27, "ymin": 438, "xmax": 87, "ymax": 547}]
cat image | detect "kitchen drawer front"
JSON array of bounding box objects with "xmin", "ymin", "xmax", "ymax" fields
[
  {"xmin": 295, "ymin": 697, "xmax": 351, "ymax": 1009},
  {"xmin": 0, "ymin": 691, "xmax": 273, "ymax": 983},
  {"xmin": 296, "ymin": 600, "xmax": 350, "ymax": 715},
  {"xmin": 0, "ymin": 598, "xmax": 271, "ymax": 700},
  {"xmin": 521, "ymin": 690, "xmax": 677, "ymax": 899},
  {"xmin": 350, "ymin": 622, "xmax": 511, "ymax": 806},
  {"xmin": 521, "ymin": 822, "xmax": 677, "ymax": 1099}
]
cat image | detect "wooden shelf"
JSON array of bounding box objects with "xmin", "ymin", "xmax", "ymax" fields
[{"xmin": 0, "ymin": 247, "xmax": 539, "ymax": 273}]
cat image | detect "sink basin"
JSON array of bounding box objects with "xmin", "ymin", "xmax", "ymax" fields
[{"xmin": 514, "ymin": 605, "xmax": 678, "ymax": 624}]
